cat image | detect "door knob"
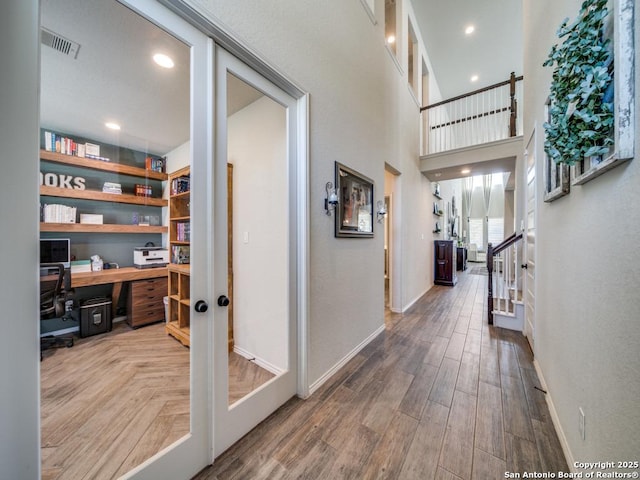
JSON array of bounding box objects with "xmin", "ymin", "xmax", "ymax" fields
[
  {"xmin": 194, "ymin": 300, "xmax": 208, "ymax": 313},
  {"xmin": 217, "ymin": 295, "xmax": 230, "ymax": 307}
]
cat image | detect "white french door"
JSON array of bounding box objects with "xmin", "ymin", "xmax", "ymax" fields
[
  {"xmin": 212, "ymin": 48, "xmax": 300, "ymax": 457},
  {"xmin": 118, "ymin": 1, "xmax": 213, "ymax": 478}
]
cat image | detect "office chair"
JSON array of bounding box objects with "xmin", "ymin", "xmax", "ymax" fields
[{"xmin": 40, "ymin": 263, "xmax": 74, "ymax": 357}]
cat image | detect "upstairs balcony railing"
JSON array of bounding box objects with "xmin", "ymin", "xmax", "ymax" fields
[{"xmin": 421, "ymin": 72, "xmax": 523, "ymax": 155}]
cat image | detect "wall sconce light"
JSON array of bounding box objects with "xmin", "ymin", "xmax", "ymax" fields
[
  {"xmin": 325, "ymin": 182, "xmax": 338, "ymax": 215},
  {"xmin": 376, "ymin": 200, "xmax": 387, "ymax": 223}
]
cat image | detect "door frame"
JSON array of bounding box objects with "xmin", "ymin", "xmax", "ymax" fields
[{"xmin": 523, "ymin": 129, "xmax": 537, "ymax": 352}]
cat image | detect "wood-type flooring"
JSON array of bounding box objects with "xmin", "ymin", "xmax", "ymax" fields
[
  {"xmin": 195, "ymin": 270, "xmax": 568, "ymax": 480},
  {"xmin": 40, "ymin": 322, "xmax": 273, "ymax": 480}
]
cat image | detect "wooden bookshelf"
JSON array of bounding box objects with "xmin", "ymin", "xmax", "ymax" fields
[
  {"xmin": 166, "ymin": 167, "xmax": 191, "ymax": 346},
  {"xmin": 166, "ymin": 263, "xmax": 190, "ymax": 347},
  {"xmin": 40, "ymin": 222, "xmax": 166, "ymax": 234},
  {"xmin": 40, "ymin": 150, "xmax": 167, "ymax": 212},
  {"xmin": 40, "ymin": 149, "xmax": 168, "ymax": 181},
  {"xmin": 40, "ymin": 185, "xmax": 167, "ymax": 207}
]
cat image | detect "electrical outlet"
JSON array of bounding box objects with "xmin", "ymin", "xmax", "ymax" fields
[{"xmin": 579, "ymin": 407, "xmax": 585, "ymax": 440}]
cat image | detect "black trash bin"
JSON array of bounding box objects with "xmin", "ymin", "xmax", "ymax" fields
[{"xmin": 79, "ymin": 296, "xmax": 112, "ymax": 337}]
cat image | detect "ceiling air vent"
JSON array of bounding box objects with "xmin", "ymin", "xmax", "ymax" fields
[{"xmin": 41, "ymin": 27, "xmax": 80, "ymax": 59}]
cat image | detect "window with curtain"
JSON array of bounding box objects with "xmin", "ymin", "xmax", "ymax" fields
[
  {"xmin": 467, "ymin": 173, "xmax": 505, "ymax": 251},
  {"xmin": 488, "ymin": 217, "xmax": 504, "ymax": 246},
  {"xmin": 468, "ymin": 218, "xmax": 484, "ymax": 250}
]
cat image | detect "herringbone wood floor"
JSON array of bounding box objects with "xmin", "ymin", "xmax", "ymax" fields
[
  {"xmin": 41, "ymin": 322, "xmax": 190, "ymax": 480},
  {"xmin": 40, "ymin": 322, "xmax": 273, "ymax": 480},
  {"xmin": 195, "ymin": 269, "xmax": 568, "ymax": 480}
]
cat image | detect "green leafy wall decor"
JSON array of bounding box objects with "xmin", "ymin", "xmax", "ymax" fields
[{"xmin": 543, "ymin": 0, "xmax": 614, "ymax": 165}]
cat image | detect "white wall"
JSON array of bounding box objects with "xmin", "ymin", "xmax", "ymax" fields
[
  {"xmin": 0, "ymin": 1, "xmax": 41, "ymax": 478},
  {"xmin": 524, "ymin": 0, "xmax": 640, "ymax": 465},
  {"xmin": 228, "ymin": 96, "xmax": 288, "ymax": 371}
]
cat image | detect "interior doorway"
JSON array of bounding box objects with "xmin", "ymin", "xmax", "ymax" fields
[
  {"xmin": 384, "ymin": 194, "xmax": 391, "ymax": 308},
  {"xmin": 384, "ymin": 165, "xmax": 401, "ymax": 312}
]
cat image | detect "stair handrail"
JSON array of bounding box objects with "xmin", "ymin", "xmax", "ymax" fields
[
  {"xmin": 489, "ymin": 231, "xmax": 522, "ymax": 257},
  {"xmin": 487, "ymin": 231, "xmax": 524, "ymax": 324}
]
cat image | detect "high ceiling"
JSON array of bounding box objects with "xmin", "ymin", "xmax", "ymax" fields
[
  {"xmin": 412, "ymin": 0, "xmax": 523, "ymax": 101},
  {"xmin": 40, "ymin": 0, "xmax": 523, "ymax": 157}
]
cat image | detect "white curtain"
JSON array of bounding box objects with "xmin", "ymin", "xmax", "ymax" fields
[
  {"xmin": 463, "ymin": 177, "xmax": 473, "ymax": 242},
  {"xmin": 502, "ymin": 172, "xmax": 510, "ymax": 189},
  {"xmin": 482, "ymin": 174, "xmax": 492, "ymax": 219},
  {"xmin": 463, "ymin": 177, "xmax": 473, "ymax": 214}
]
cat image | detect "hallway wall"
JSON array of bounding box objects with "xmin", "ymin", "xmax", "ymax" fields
[
  {"xmin": 523, "ymin": 0, "xmax": 640, "ymax": 465},
  {"xmin": 0, "ymin": 2, "xmax": 40, "ymax": 477},
  {"xmin": 186, "ymin": 0, "xmax": 442, "ymax": 385}
]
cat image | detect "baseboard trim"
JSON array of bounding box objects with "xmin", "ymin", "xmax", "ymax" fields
[
  {"xmin": 402, "ymin": 286, "xmax": 431, "ymax": 313},
  {"xmin": 308, "ymin": 324, "xmax": 385, "ymax": 396},
  {"xmin": 234, "ymin": 345, "xmax": 284, "ymax": 377},
  {"xmin": 533, "ymin": 359, "xmax": 576, "ymax": 472}
]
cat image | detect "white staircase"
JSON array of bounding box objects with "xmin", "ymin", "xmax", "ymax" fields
[
  {"xmin": 488, "ymin": 232, "xmax": 524, "ymax": 331},
  {"xmin": 493, "ymin": 292, "xmax": 524, "ymax": 331}
]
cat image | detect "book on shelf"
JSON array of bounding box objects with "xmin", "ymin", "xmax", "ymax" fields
[
  {"xmin": 43, "ymin": 130, "xmax": 110, "ymax": 161},
  {"xmin": 145, "ymin": 156, "xmax": 166, "ymax": 173},
  {"xmin": 42, "ymin": 203, "xmax": 76, "ymax": 223},
  {"xmin": 176, "ymin": 221, "xmax": 190, "ymax": 242},
  {"xmin": 70, "ymin": 260, "xmax": 91, "ymax": 274},
  {"xmin": 134, "ymin": 184, "xmax": 152, "ymax": 197},
  {"xmin": 102, "ymin": 182, "xmax": 122, "ymax": 194},
  {"xmin": 171, "ymin": 175, "xmax": 190, "ymax": 195}
]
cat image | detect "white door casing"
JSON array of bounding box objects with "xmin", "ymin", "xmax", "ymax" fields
[{"xmin": 523, "ymin": 130, "xmax": 536, "ymax": 352}]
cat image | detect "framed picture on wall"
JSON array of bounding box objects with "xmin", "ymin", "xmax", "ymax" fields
[
  {"xmin": 543, "ymin": 97, "xmax": 570, "ymax": 202},
  {"xmin": 335, "ymin": 161, "xmax": 374, "ymax": 238}
]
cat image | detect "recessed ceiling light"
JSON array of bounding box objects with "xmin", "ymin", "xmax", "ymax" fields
[
  {"xmin": 461, "ymin": 168, "xmax": 471, "ymax": 174},
  {"xmin": 465, "ymin": 25, "xmax": 475, "ymax": 35},
  {"xmin": 105, "ymin": 122, "xmax": 121, "ymax": 130},
  {"xmin": 387, "ymin": 35, "xmax": 396, "ymax": 44},
  {"xmin": 470, "ymin": 75, "xmax": 479, "ymax": 82},
  {"xmin": 153, "ymin": 53, "xmax": 174, "ymax": 69},
  {"xmin": 434, "ymin": 173, "xmax": 442, "ymax": 177}
]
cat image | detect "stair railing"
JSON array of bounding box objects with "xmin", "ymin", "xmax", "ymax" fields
[
  {"xmin": 487, "ymin": 231, "xmax": 523, "ymax": 324},
  {"xmin": 420, "ymin": 72, "xmax": 523, "ymax": 155}
]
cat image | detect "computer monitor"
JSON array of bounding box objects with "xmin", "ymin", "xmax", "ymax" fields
[{"xmin": 40, "ymin": 238, "xmax": 71, "ymax": 268}]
